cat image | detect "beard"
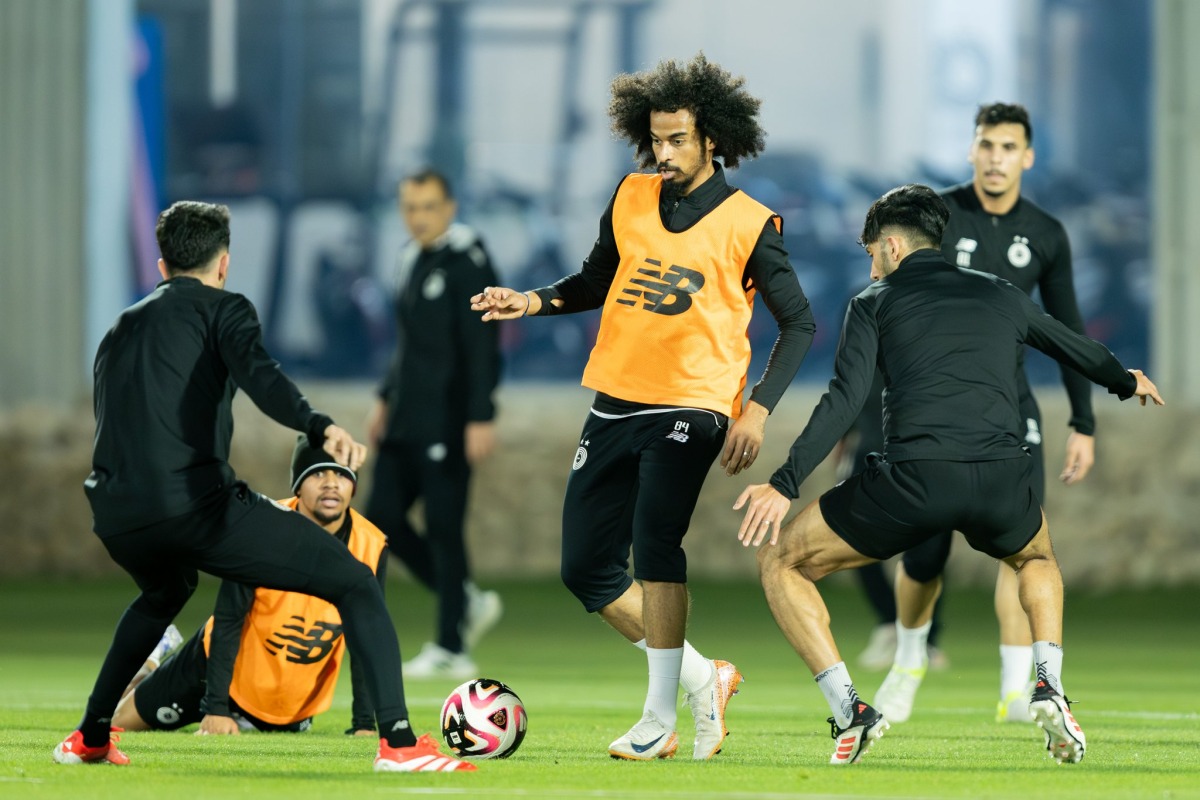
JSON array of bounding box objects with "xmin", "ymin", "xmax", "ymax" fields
[
  {"xmin": 310, "ymin": 507, "xmax": 344, "ymax": 527},
  {"xmin": 658, "ymin": 162, "xmax": 698, "ymax": 204},
  {"xmin": 660, "ymin": 175, "xmax": 688, "ymax": 205}
]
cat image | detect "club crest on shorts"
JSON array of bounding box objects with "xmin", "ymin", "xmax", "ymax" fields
[
  {"xmin": 156, "ymin": 703, "xmax": 182, "ymax": 725},
  {"xmin": 573, "ymin": 439, "xmax": 589, "ymax": 470}
]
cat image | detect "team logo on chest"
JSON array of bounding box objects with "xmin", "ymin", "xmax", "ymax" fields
[
  {"xmin": 954, "ymin": 238, "xmax": 978, "ymax": 268},
  {"xmin": 265, "ymin": 617, "xmax": 343, "ymax": 664},
  {"xmin": 616, "ymin": 258, "xmax": 705, "ymax": 316},
  {"xmin": 422, "ymin": 270, "xmax": 447, "ymax": 299},
  {"xmin": 1007, "ymin": 236, "xmax": 1032, "ymax": 268}
]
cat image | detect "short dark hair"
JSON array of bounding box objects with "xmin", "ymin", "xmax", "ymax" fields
[
  {"xmin": 608, "ymin": 52, "xmax": 766, "ymax": 169},
  {"xmin": 858, "ymin": 184, "xmax": 950, "ymax": 250},
  {"xmin": 975, "ymin": 102, "xmax": 1033, "ymax": 145},
  {"xmin": 155, "ymin": 201, "xmax": 231, "ymax": 273},
  {"xmin": 401, "ymin": 167, "xmax": 454, "ymax": 200}
]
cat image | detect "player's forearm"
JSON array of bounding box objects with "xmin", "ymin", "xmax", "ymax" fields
[{"xmin": 1059, "ymin": 364, "xmax": 1096, "ymax": 434}]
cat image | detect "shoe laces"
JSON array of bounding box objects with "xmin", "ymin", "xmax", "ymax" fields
[
  {"xmin": 624, "ymin": 711, "xmax": 671, "ymax": 741},
  {"xmin": 826, "ymin": 716, "xmax": 844, "ymax": 738},
  {"xmin": 1034, "ymin": 680, "xmax": 1077, "ymax": 708},
  {"xmin": 683, "ymin": 681, "xmax": 714, "ymax": 715}
]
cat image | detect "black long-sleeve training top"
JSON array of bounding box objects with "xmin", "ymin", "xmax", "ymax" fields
[
  {"xmin": 530, "ymin": 162, "xmax": 816, "ymax": 414},
  {"xmin": 940, "ymin": 182, "xmax": 1095, "ymax": 434},
  {"xmin": 85, "ymin": 276, "xmax": 333, "ymax": 536},
  {"xmin": 377, "ymin": 224, "xmax": 501, "ymax": 444},
  {"xmin": 769, "ymin": 250, "xmax": 1136, "ymax": 498}
]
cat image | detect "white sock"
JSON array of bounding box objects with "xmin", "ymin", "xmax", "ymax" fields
[
  {"xmin": 999, "ymin": 644, "xmax": 1034, "ymax": 698},
  {"xmin": 633, "ymin": 639, "xmax": 713, "ymax": 693},
  {"xmin": 815, "ymin": 661, "xmax": 860, "ymax": 728},
  {"xmin": 679, "ymin": 641, "xmax": 714, "ymax": 693},
  {"xmin": 146, "ymin": 627, "xmax": 177, "ymax": 668},
  {"xmin": 1032, "ymin": 641, "xmax": 1064, "ymax": 695},
  {"xmin": 894, "ymin": 620, "xmax": 932, "ymax": 670},
  {"xmin": 643, "ymin": 647, "xmax": 683, "ymax": 727}
]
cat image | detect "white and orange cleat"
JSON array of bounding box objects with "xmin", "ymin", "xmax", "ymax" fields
[
  {"xmin": 685, "ymin": 659, "xmax": 744, "ymax": 759},
  {"xmin": 52, "ymin": 728, "xmax": 130, "ymax": 766},
  {"xmin": 374, "ymin": 733, "xmax": 478, "ymax": 772},
  {"xmin": 608, "ymin": 710, "xmax": 679, "ymax": 760}
]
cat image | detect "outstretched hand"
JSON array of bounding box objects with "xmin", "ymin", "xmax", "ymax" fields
[
  {"xmin": 323, "ymin": 424, "xmax": 367, "ymax": 472},
  {"xmin": 1129, "ymin": 369, "xmax": 1165, "ymax": 407},
  {"xmin": 733, "ymin": 483, "xmax": 791, "ymax": 548},
  {"xmin": 470, "ymin": 286, "xmax": 532, "ymax": 321}
]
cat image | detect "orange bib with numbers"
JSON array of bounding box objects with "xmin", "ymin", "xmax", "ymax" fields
[
  {"xmin": 582, "ymin": 173, "xmax": 777, "ymax": 419},
  {"xmin": 202, "ymin": 502, "xmax": 387, "ymax": 724}
]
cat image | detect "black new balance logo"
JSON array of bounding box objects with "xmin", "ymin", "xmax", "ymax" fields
[
  {"xmin": 616, "ymin": 259, "xmax": 705, "ymax": 315},
  {"xmin": 265, "ymin": 616, "xmax": 343, "ymax": 664}
]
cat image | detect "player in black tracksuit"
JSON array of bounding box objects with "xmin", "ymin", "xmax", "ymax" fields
[
  {"xmin": 364, "ymin": 170, "xmax": 501, "ymax": 676},
  {"xmin": 734, "ymin": 184, "xmax": 1161, "ymax": 766},
  {"xmin": 899, "ymin": 182, "xmax": 1091, "ymax": 574},
  {"xmin": 884, "ymin": 104, "xmax": 1097, "ymax": 724},
  {"xmin": 54, "ymin": 201, "xmax": 471, "ymax": 772}
]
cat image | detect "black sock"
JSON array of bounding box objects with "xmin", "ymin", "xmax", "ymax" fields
[
  {"xmin": 381, "ymin": 718, "xmax": 417, "ymax": 748},
  {"xmin": 79, "ymin": 713, "xmax": 113, "ymax": 748}
]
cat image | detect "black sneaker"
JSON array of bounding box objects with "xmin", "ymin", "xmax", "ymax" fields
[
  {"xmin": 828, "ymin": 701, "xmax": 889, "ymax": 765},
  {"xmin": 1029, "ymin": 680, "xmax": 1085, "ymax": 764}
]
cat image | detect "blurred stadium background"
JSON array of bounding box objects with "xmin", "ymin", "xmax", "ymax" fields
[{"xmin": 0, "ymin": 0, "xmax": 1197, "ymax": 584}]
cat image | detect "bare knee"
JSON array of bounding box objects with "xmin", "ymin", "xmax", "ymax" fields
[
  {"xmin": 1005, "ymin": 549, "xmax": 1058, "ymax": 575},
  {"xmin": 755, "ymin": 537, "xmax": 834, "ymax": 584},
  {"xmin": 112, "ymin": 692, "xmax": 151, "ymax": 731},
  {"xmin": 756, "ymin": 538, "xmax": 799, "ymax": 581}
]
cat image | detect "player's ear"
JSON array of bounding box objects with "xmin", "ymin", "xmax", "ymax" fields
[
  {"xmin": 886, "ymin": 234, "xmax": 903, "ymax": 262},
  {"xmin": 157, "ymin": 258, "xmax": 170, "ymax": 281},
  {"xmin": 1023, "ymin": 146, "xmax": 1035, "ymax": 171}
]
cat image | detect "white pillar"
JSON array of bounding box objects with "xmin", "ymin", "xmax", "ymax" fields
[{"xmin": 1153, "ymin": 0, "xmax": 1200, "ymax": 406}]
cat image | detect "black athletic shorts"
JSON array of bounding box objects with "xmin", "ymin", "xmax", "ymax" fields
[
  {"xmin": 560, "ymin": 406, "xmax": 726, "ymax": 611},
  {"xmin": 899, "ymin": 389, "xmax": 1046, "ymax": 580},
  {"xmin": 819, "ymin": 455, "xmax": 1042, "ymax": 561},
  {"xmin": 133, "ymin": 625, "xmax": 311, "ymax": 733}
]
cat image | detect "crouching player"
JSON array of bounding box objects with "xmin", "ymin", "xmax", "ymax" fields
[{"xmin": 113, "ymin": 439, "xmax": 443, "ymax": 758}]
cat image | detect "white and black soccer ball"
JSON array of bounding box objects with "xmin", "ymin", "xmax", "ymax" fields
[{"xmin": 440, "ymin": 678, "xmax": 528, "ymax": 759}]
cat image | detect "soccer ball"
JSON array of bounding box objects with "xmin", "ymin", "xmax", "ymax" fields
[{"xmin": 440, "ymin": 678, "xmax": 528, "ymax": 759}]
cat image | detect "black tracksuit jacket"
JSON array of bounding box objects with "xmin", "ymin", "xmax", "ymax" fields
[
  {"xmin": 940, "ymin": 182, "xmax": 1094, "ymax": 434},
  {"xmin": 86, "ymin": 276, "xmax": 332, "ymax": 536},
  {"xmin": 377, "ymin": 228, "xmax": 500, "ymax": 445},
  {"xmin": 769, "ymin": 250, "xmax": 1136, "ymax": 498}
]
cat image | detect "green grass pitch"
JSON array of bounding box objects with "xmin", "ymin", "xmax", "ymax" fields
[{"xmin": 1, "ymin": 576, "xmax": 1197, "ymax": 799}]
